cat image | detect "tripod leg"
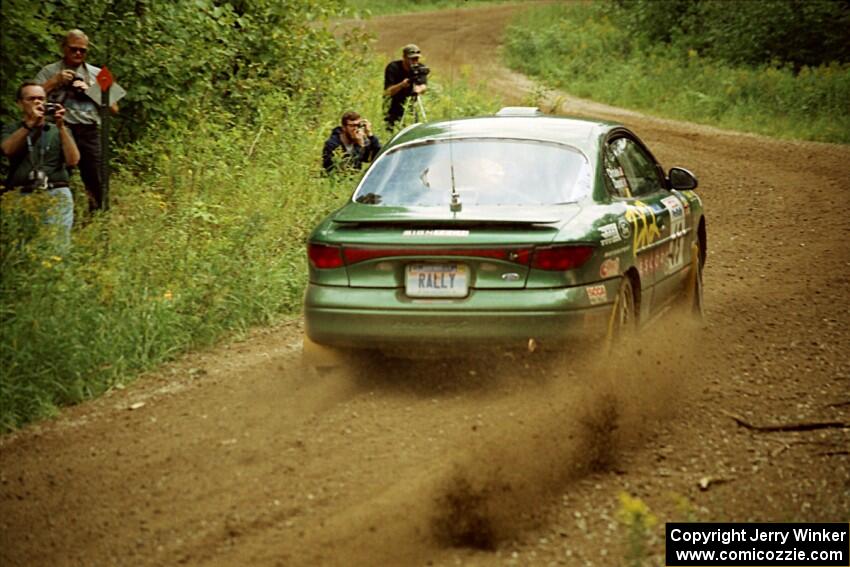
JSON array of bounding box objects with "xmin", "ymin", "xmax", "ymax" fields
[{"xmin": 417, "ymin": 96, "xmax": 427, "ymax": 122}]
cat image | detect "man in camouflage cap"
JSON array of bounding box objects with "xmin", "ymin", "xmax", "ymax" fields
[{"xmin": 383, "ymin": 43, "xmax": 429, "ymax": 129}]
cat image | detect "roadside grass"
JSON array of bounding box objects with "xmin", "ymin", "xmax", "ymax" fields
[
  {"xmin": 0, "ymin": 58, "xmax": 498, "ymax": 432},
  {"xmin": 504, "ymin": 3, "xmax": 850, "ymax": 144},
  {"xmin": 346, "ymin": 0, "xmax": 511, "ymax": 17}
]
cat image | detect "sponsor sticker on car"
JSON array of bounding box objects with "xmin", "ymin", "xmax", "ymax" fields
[
  {"xmin": 662, "ymin": 195, "xmax": 687, "ymax": 273},
  {"xmin": 626, "ymin": 200, "xmax": 662, "ymax": 254},
  {"xmin": 599, "ymin": 223, "xmax": 622, "ymax": 246},
  {"xmin": 586, "ymin": 284, "xmax": 608, "ymax": 305},
  {"xmin": 600, "ymin": 258, "xmax": 620, "ymax": 278},
  {"xmin": 403, "ymin": 230, "xmax": 470, "ymax": 237}
]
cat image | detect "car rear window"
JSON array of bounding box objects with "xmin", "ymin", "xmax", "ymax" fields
[{"xmin": 353, "ymin": 138, "xmax": 591, "ymax": 206}]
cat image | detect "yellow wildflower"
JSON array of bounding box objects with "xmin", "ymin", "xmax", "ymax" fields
[{"xmin": 617, "ymin": 492, "xmax": 657, "ymax": 528}]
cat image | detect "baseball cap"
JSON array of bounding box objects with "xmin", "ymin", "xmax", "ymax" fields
[{"xmin": 402, "ymin": 44, "xmax": 421, "ymax": 58}]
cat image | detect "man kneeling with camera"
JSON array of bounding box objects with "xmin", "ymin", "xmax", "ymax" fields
[
  {"xmin": 322, "ymin": 111, "xmax": 381, "ymax": 174},
  {"xmin": 2, "ymin": 82, "xmax": 80, "ymax": 244}
]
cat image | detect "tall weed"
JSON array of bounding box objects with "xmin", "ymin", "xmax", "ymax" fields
[
  {"xmin": 347, "ymin": 0, "xmax": 510, "ymax": 17},
  {"xmin": 505, "ymin": 3, "xmax": 850, "ymax": 143},
  {"xmin": 0, "ymin": 55, "xmax": 496, "ymax": 431}
]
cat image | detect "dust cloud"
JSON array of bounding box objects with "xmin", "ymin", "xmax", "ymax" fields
[
  {"xmin": 427, "ymin": 314, "xmax": 704, "ymax": 549},
  {"xmin": 297, "ymin": 312, "xmax": 705, "ymax": 559}
]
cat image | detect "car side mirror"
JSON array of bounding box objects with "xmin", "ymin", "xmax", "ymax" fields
[{"xmin": 668, "ymin": 167, "xmax": 698, "ymax": 190}]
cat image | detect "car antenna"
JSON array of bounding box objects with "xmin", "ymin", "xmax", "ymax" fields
[
  {"xmin": 448, "ymin": 1, "xmax": 461, "ymax": 214},
  {"xmin": 450, "ymin": 163, "xmax": 461, "ymax": 212}
]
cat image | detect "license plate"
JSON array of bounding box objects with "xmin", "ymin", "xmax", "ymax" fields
[{"xmin": 405, "ymin": 263, "xmax": 469, "ymax": 298}]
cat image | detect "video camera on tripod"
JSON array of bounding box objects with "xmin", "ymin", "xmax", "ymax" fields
[
  {"xmin": 409, "ymin": 62, "xmax": 430, "ymax": 87},
  {"xmin": 405, "ymin": 63, "xmax": 430, "ymax": 123}
]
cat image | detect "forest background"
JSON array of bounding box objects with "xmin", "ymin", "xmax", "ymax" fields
[{"xmin": 1, "ymin": 0, "xmax": 847, "ymax": 431}]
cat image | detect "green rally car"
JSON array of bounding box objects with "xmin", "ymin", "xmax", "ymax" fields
[{"xmin": 304, "ymin": 108, "xmax": 706, "ymax": 355}]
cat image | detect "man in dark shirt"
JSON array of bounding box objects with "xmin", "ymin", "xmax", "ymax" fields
[
  {"xmin": 322, "ymin": 111, "xmax": 381, "ymax": 174},
  {"xmin": 2, "ymin": 82, "xmax": 80, "ymax": 245},
  {"xmin": 383, "ymin": 44, "xmax": 428, "ymax": 129}
]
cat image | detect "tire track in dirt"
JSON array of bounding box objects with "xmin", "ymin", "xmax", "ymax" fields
[{"xmin": 160, "ymin": 339, "xmax": 699, "ymax": 566}]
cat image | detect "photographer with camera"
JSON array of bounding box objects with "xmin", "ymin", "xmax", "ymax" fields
[
  {"xmin": 36, "ymin": 29, "xmax": 117, "ymax": 213},
  {"xmin": 2, "ymin": 82, "xmax": 80, "ymax": 245},
  {"xmin": 322, "ymin": 111, "xmax": 381, "ymax": 174},
  {"xmin": 383, "ymin": 44, "xmax": 429, "ymax": 129}
]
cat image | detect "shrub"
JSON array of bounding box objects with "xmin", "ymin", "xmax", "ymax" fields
[
  {"xmin": 1, "ymin": 39, "xmax": 498, "ymax": 431},
  {"xmin": 505, "ymin": 2, "xmax": 850, "ymax": 143}
]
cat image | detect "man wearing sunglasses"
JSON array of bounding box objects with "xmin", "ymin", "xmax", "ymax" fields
[
  {"xmin": 36, "ymin": 29, "xmax": 117, "ymax": 213},
  {"xmin": 2, "ymin": 82, "xmax": 80, "ymax": 246}
]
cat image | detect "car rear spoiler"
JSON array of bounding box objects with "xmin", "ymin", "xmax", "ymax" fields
[{"xmin": 332, "ymin": 205, "xmax": 565, "ymax": 226}]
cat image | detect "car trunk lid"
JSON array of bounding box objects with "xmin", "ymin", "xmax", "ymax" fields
[{"xmin": 323, "ymin": 204, "xmax": 582, "ymax": 292}]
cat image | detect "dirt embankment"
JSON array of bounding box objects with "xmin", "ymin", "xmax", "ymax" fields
[{"xmin": 2, "ymin": 4, "xmax": 849, "ymax": 566}]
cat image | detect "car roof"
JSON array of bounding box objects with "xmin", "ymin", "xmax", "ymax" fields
[{"xmin": 386, "ymin": 113, "xmax": 623, "ymax": 157}]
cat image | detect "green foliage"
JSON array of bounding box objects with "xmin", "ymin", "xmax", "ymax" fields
[
  {"xmin": 612, "ymin": 0, "xmax": 850, "ymax": 69},
  {"xmin": 0, "ymin": 17, "xmax": 496, "ymax": 433},
  {"xmin": 0, "ymin": 97, "xmax": 336, "ymax": 430},
  {"xmin": 505, "ymin": 2, "xmax": 850, "ymax": 143},
  {"xmin": 1, "ymin": 0, "xmax": 349, "ymax": 147}
]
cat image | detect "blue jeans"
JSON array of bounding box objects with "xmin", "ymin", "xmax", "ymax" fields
[
  {"xmin": 45, "ymin": 186, "xmax": 74, "ymax": 246},
  {"xmin": 19, "ymin": 186, "xmax": 74, "ymax": 250}
]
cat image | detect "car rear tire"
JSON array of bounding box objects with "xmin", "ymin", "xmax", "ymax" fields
[
  {"xmin": 682, "ymin": 240, "xmax": 705, "ymax": 320},
  {"xmin": 606, "ymin": 275, "xmax": 636, "ymax": 349}
]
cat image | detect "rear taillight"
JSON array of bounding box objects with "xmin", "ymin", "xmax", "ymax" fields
[
  {"xmin": 531, "ymin": 245, "xmax": 594, "ymax": 271},
  {"xmin": 310, "ymin": 243, "xmax": 593, "ymax": 271},
  {"xmin": 308, "ymin": 243, "xmax": 344, "ymax": 269}
]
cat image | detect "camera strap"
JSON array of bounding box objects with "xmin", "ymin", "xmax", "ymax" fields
[{"xmin": 25, "ymin": 126, "xmax": 48, "ymax": 171}]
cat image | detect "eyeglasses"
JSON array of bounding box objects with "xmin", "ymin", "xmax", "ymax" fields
[{"xmin": 67, "ymin": 47, "xmax": 87, "ymax": 54}]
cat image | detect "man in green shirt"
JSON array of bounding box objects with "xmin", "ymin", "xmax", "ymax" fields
[{"xmin": 2, "ymin": 82, "xmax": 80, "ymax": 245}]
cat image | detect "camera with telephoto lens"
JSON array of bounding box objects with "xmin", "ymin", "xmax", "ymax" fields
[
  {"xmin": 69, "ymin": 73, "xmax": 87, "ymax": 95},
  {"xmin": 51, "ymin": 73, "xmax": 88, "ymax": 104},
  {"xmin": 23, "ymin": 169, "xmax": 49, "ymax": 193},
  {"xmin": 409, "ymin": 62, "xmax": 430, "ymax": 86}
]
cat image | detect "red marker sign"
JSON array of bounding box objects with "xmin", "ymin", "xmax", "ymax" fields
[{"xmin": 96, "ymin": 66, "xmax": 114, "ymax": 92}]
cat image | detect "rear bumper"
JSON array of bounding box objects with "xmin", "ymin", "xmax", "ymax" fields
[{"xmin": 304, "ymin": 282, "xmax": 616, "ymax": 349}]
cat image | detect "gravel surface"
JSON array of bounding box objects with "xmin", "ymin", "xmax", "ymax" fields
[{"xmin": 2, "ymin": 4, "xmax": 848, "ymax": 566}]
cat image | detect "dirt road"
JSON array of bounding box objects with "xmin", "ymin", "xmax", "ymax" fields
[{"xmin": 2, "ymin": 4, "xmax": 849, "ymax": 566}]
